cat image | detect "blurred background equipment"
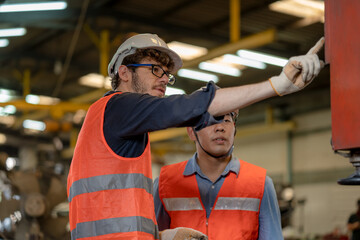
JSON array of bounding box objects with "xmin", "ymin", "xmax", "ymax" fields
[{"xmin": 0, "ymin": 147, "xmax": 70, "ymax": 240}]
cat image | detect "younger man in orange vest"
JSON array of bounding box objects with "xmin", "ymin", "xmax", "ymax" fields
[{"xmin": 154, "ymin": 110, "xmax": 283, "ymax": 240}]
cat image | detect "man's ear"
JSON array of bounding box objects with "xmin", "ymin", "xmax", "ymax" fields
[
  {"xmin": 118, "ymin": 65, "xmax": 131, "ymax": 82},
  {"xmin": 186, "ymin": 127, "xmax": 196, "ymax": 141}
]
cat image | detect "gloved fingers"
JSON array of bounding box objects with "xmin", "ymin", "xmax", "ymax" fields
[
  {"xmin": 306, "ymin": 54, "xmax": 317, "ymax": 82},
  {"xmin": 301, "ymin": 54, "xmax": 322, "ymax": 83},
  {"xmin": 313, "ymin": 55, "xmax": 322, "ymax": 76},
  {"xmin": 306, "ymin": 37, "xmax": 325, "ymax": 55},
  {"xmin": 160, "ymin": 227, "xmax": 208, "ymax": 240},
  {"xmin": 309, "ymin": 54, "xmax": 322, "ymax": 81},
  {"xmin": 175, "ymin": 227, "xmax": 208, "ymax": 240},
  {"xmin": 319, "ymin": 59, "xmax": 325, "ymax": 69},
  {"xmin": 300, "ymin": 57, "xmax": 310, "ymax": 83}
]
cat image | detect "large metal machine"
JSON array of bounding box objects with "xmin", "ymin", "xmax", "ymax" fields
[{"xmin": 325, "ymin": 0, "xmax": 360, "ymax": 185}]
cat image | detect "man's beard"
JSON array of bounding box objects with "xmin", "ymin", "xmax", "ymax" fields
[
  {"xmin": 131, "ymin": 72, "xmax": 147, "ymax": 94},
  {"xmin": 131, "ymin": 72, "xmax": 167, "ymax": 96}
]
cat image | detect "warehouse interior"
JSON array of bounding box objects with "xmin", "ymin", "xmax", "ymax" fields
[{"xmin": 0, "ymin": 0, "xmax": 359, "ymax": 239}]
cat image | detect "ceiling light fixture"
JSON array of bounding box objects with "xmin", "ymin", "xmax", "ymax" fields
[
  {"xmin": 223, "ymin": 54, "xmax": 266, "ymax": 70},
  {"xmin": 237, "ymin": 50, "xmax": 288, "ymax": 67},
  {"xmin": 5, "ymin": 157, "xmax": 18, "ymax": 171},
  {"xmin": 79, "ymin": 73, "xmax": 111, "ymax": 89},
  {"xmin": 177, "ymin": 69, "xmax": 219, "ymax": 83},
  {"xmin": 0, "ymin": 88, "xmax": 16, "ymax": 102},
  {"xmin": 0, "ymin": 115, "xmax": 15, "ymax": 127},
  {"xmin": 0, "ymin": 39, "xmax": 9, "ymax": 48},
  {"xmin": 269, "ymin": 0, "xmax": 324, "ymax": 23},
  {"xmin": 199, "ymin": 62, "xmax": 241, "ymax": 77},
  {"xmin": 0, "ymin": 28, "xmax": 26, "ymax": 37},
  {"xmin": 167, "ymin": 41, "xmax": 208, "ymax": 61},
  {"xmin": 0, "ymin": 105, "xmax": 17, "ymax": 115},
  {"xmin": 23, "ymin": 119, "xmax": 46, "ymax": 131},
  {"xmin": 25, "ymin": 94, "xmax": 60, "ymax": 105},
  {"xmin": 165, "ymin": 87, "xmax": 185, "ymax": 96},
  {"xmin": 0, "ymin": 133, "xmax": 6, "ymax": 144},
  {"xmin": 0, "ymin": 1, "xmax": 67, "ymax": 13}
]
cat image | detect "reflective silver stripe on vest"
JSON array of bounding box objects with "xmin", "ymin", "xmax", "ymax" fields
[
  {"xmin": 71, "ymin": 216, "xmax": 158, "ymax": 239},
  {"xmin": 163, "ymin": 198, "xmax": 203, "ymax": 211},
  {"xmin": 68, "ymin": 173, "xmax": 153, "ymax": 202},
  {"xmin": 214, "ymin": 197, "xmax": 260, "ymax": 212}
]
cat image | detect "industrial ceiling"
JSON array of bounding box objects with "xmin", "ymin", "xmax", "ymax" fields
[{"xmin": 0, "ymin": 0, "xmax": 329, "ymax": 156}]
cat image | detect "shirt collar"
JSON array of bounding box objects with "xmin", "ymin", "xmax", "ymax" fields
[{"xmin": 183, "ymin": 153, "xmax": 240, "ymax": 177}]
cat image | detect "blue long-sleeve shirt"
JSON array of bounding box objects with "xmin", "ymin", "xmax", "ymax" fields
[{"xmin": 153, "ymin": 153, "xmax": 284, "ymax": 240}]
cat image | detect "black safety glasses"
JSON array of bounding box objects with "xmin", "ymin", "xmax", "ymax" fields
[{"xmin": 126, "ymin": 64, "xmax": 176, "ymax": 85}]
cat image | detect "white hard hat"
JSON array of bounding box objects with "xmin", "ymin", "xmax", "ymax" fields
[{"xmin": 107, "ymin": 33, "xmax": 183, "ymax": 78}]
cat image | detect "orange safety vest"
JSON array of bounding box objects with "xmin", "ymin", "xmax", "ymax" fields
[
  {"xmin": 67, "ymin": 92, "xmax": 158, "ymax": 240},
  {"xmin": 159, "ymin": 159, "xmax": 266, "ymax": 240}
]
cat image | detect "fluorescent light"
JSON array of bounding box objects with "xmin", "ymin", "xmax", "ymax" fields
[
  {"xmin": 177, "ymin": 69, "xmax": 219, "ymax": 83},
  {"xmin": 0, "ymin": 28, "xmax": 26, "ymax": 37},
  {"xmin": 79, "ymin": 73, "xmax": 111, "ymax": 89},
  {"xmin": 0, "ymin": 94, "xmax": 12, "ymax": 102},
  {"xmin": 165, "ymin": 87, "xmax": 185, "ymax": 96},
  {"xmin": 0, "ymin": 89, "xmax": 14, "ymax": 95},
  {"xmin": 199, "ymin": 62, "xmax": 241, "ymax": 77},
  {"xmin": 25, "ymin": 94, "xmax": 60, "ymax": 105},
  {"xmin": 0, "ymin": 1, "xmax": 67, "ymax": 13},
  {"xmin": 0, "ymin": 115, "xmax": 15, "ymax": 126},
  {"xmin": 5, "ymin": 157, "xmax": 18, "ymax": 171},
  {"xmin": 0, "ymin": 39, "xmax": 9, "ymax": 48},
  {"xmin": 1, "ymin": 105, "xmax": 17, "ymax": 115},
  {"xmin": 0, "ymin": 133, "xmax": 6, "ymax": 144},
  {"xmin": 0, "ymin": 89, "xmax": 16, "ymax": 102},
  {"xmin": 25, "ymin": 95, "xmax": 40, "ymax": 104},
  {"xmin": 167, "ymin": 41, "xmax": 208, "ymax": 61},
  {"xmin": 237, "ymin": 50, "xmax": 288, "ymax": 67},
  {"xmin": 270, "ymin": 0, "xmax": 324, "ymax": 23},
  {"xmin": 223, "ymin": 54, "xmax": 266, "ymax": 69},
  {"xmin": 23, "ymin": 119, "xmax": 46, "ymax": 131}
]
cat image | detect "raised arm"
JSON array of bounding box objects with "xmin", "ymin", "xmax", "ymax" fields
[
  {"xmin": 208, "ymin": 37, "xmax": 325, "ymax": 117},
  {"xmin": 208, "ymin": 81, "xmax": 275, "ymax": 116}
]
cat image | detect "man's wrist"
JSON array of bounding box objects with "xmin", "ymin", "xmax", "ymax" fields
[{"xmin": 269, "ymin": 73, "xmax": 300, "ymax": 96}]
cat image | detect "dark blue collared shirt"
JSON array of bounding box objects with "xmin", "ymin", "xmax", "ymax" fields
[{"xmin": 153, "ymin": 153, "xmax": 284, "ymax": 240}]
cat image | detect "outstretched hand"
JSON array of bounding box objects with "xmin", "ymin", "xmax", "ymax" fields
[{"xmin": 269, "ymin": 37, "xmax": 325, "ymax": 96}]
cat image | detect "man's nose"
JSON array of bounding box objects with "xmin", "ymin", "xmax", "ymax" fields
[
  {"xmin": 159, "ymin": 74, "xmax": 170, "ymax": 85},
  {"xmin": 215, "ymin": 124, "xmax": 225, "ymax": 132}
]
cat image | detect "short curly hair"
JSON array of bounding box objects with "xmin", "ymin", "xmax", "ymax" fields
[{"xmin": 110, "ymin": 48, "xmax": 175, "ymax": 90}]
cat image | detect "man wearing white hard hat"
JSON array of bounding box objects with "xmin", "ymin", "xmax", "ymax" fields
[{"xmin": 67, "ymin": 33, "xmax": 324, "ymax": 240}]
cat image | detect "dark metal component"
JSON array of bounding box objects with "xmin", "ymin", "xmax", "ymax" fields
[{"xmin": 336, "ymin": 151, "xmax": 360, "ymax": 185}]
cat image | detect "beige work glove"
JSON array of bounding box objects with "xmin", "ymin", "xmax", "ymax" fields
[
  {"xmin": 269, "ymin": 37, "xmax": 325, "ymax": 96},
  {"xmin": 159, "ymin": 227, "xmax": 208, "ymax": 240}
]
